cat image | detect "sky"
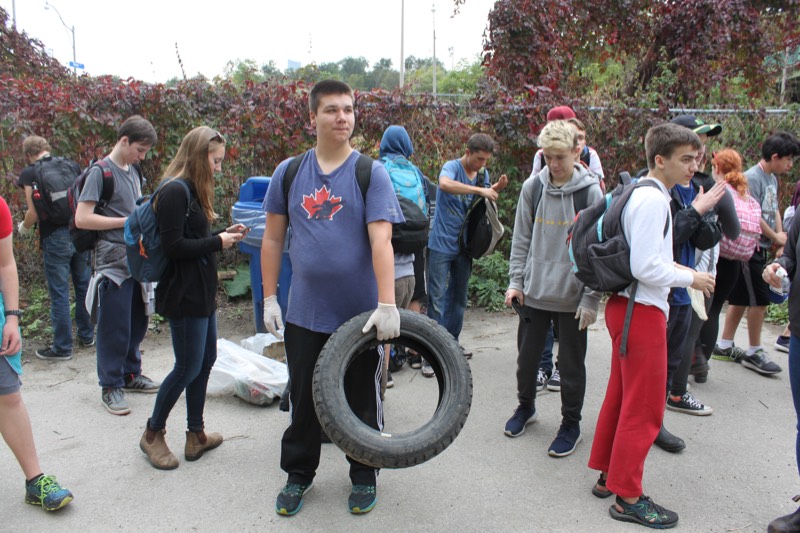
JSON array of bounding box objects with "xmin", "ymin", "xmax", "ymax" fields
[{"xmin": 2, "ymin": 0, "xmax": 496, "ymax": 83}]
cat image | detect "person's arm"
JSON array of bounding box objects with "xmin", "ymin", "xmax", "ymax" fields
[
  {"xmin": 0, "ymin": 232, "xmax": 21, "ymax": 356},
  {"xmin": 367, "ymin": 220, "xmax": 395, "ymax": 304},
  {"xmin": 21, "ymin": 186, "xmax": 38, "ymax": 228},
  {"xmin": 438, "ymin": 176, "xmax": 498, "ymax": 202},
  {"xmin": 761, "ymin": 218, "xmax": 786, "ymax": 246},
  {"xmin": 716, "ymin": 188, "xmax": 740, "ymax": 240},
  {"xmin": 260, "ymin": 213, "xmax": 287, "ymax": 299},
  {"xmin": 157, "ymin": 183, "xmax": 232, "ymax": 258},
  {"xmin": 506, "ymin": 178, "xmax": 537, "ymax": 306},
  {"xmin": 74, "ymin": 201, "xmax": 126, "ymax": 230}
]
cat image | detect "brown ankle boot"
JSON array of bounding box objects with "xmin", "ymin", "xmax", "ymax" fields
[
  {"xmin": 140, "ymin": 427, "xmax": 179, "ymax": 470},
  {"xmin": 185, "ymin": 430, "xmax": 223, "ymax": 461}
]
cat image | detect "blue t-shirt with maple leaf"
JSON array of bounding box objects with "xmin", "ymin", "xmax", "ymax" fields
[{"xmin": 264, "ymin": 150, "xmax": 403, "ymax": 334}]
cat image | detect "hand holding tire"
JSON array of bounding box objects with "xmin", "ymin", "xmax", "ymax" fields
[{"xmin": 361, "ymin": 303, "xmax": 400, "ymax": 341}]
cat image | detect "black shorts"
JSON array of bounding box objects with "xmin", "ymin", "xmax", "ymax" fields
[
  {"xmin": 728, "ymin": 249, "xmax": 771, "ymax": 307},
  {"xmin": 411, "ymin": 249, "xmax": 427, "ymax": 303}
]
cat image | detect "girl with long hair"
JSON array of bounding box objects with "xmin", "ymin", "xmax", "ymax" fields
[{"xmin": 139, "ymin": 126, "xmax": 246, "ymax": 469}]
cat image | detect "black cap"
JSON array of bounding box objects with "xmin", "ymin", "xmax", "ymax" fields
[{"xmin": 671, "ymin": 114, "xmax": 722, "ymax": 137}]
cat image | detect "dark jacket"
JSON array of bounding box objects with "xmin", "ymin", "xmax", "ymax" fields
[
  {"xmin": 669, "ymin": 172, "xmax": 725, "ymax": 256},
  {"xmin": 778, "ymin": 220, "xmax": 800, "ymax": 337},
  {"xmin": 154, "ymin": 179, "xmax": 222, "ymax": 318}
]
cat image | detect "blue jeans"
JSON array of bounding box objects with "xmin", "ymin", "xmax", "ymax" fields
[
  {"xmin": 426, "ymin": 249, "xmax": 472, "ymax": 341},
  {"xmin": 42, "ymin": 226, "xmax": 93, "ymax": 355},
  {"xmin": 149, "ymin": 314, "xmax": 217, "ymax": 432},
  {"xmin": 96, "ymin": 277, "xmax": 149, "ymax": 389},
  {"xmin": 538, "ymin": 324, "xmax": 556, "ymax": 373},
  {"xmin": 790, "ymin": 335, "xmax": 800, "ymax": 477}
]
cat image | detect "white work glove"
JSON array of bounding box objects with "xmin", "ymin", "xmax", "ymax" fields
[
  {"xmin": 362, "ymin": 302, "xmax": 400, "ymax": 341},
  {"xmin": 17, "ymin": 221, "xmax": 32, "ymax": 237},
  {"xmin": 575, "ymin": 306, "xmax": 597, "ymax": 331},
  {"xmin": 262, "ymin": 295, "xmax": 284, "ymax": 339}
]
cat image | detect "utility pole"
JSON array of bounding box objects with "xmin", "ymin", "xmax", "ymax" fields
[
  {"xmin": 399, "ymin": 0, "xmax": 405, "ymax": 88},
  {"xmin": 432, "ymin": 3, "xmax": 437, "ymax": 96}
]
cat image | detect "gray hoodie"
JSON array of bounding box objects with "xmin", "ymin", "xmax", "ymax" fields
[{"xmin": 508, "ymin": 164, "xmax": 603, "ymax": 313}]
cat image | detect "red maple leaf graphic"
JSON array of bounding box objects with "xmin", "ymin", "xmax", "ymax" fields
[{"xmin": 301, "ymin": 185, "xmax": 344, "ymax": 220}]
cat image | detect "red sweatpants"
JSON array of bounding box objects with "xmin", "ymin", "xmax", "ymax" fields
[{"xmin": 588, "ymin": 295, "xmax": 667, "ymax": 498}]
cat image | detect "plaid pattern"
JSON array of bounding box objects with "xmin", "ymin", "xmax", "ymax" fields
[{"xmin": 719, "ymin": 184, "xmax": 762, "ymax": 261}]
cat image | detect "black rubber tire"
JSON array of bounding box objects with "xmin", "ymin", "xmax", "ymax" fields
[{"xmin": 312, "ymin": 309, "xmax": 472, "ymax": 469}]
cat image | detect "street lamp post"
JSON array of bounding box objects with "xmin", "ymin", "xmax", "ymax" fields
[
  {"xmin": 400, "ymin": 0, "xmax": 405, "ymax": 88},
  {"xmin": 44, "ymin": 1, "xmax": 76, "ymax": 76}
]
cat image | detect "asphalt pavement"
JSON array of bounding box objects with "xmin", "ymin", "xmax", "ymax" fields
[{"xmin": 0, "ymin": 307, "xmax": 796, "ymax": 532}]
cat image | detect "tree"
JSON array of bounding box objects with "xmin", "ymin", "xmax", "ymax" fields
[
  {"xmin": 0, "ymin": 6, "xmax": 68, "ymax": 80},
  {"xmin": 466, "ymin": 0, "xmax": 800, "ymax": 105}
]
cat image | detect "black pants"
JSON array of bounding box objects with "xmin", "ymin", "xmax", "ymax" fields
[
  {"xmin": 699, "ymin": 257, "xmax": 742, "ymax": 358},
  {"xmin": 281, "ymin": 322, "xmax": 381, "ymax": 486},
  {"xmin": 666, "ymin": 304, "xmax": 693, "ymax": 393},
  {"xmin": 516, "ymin": 306, "xmax": 587, "ymax": 425},
  {"xmin": 670, "ymin": 295, "xmax": 712, "ymax": 397}
]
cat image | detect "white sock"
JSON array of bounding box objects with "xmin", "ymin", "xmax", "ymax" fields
[
  {"xmin": 718, "ymin": 339, "xmax": 734, "ymax": 350},
  {"xmin": 747, "ymin": 345, "xmax": 763, "ymax": 356}
]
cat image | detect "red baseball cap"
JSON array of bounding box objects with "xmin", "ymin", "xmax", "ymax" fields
[{"xmin": 547, "ymin": 106, "xmax": 577, "ymax": 121}]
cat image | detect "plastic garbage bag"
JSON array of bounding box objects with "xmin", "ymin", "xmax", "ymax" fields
[
  {"xmin": 240, "ymin": 332, "xmax": 285, "ymax": 361},
  {"xmin": 208, "ymin": 339, "xmax": 288, "ymax": 406}
]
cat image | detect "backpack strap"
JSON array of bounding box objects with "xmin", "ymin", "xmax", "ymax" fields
[
  {"xmin": 94, "ymin": 159, "xmax": 115, "ymax": 209},
  {"xmin": 573, "ymin": 187, "xmax": 590, "ymax": 214}
]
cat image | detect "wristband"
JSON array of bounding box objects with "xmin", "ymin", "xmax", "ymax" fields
[{"xmin": 4, "ymin": 310, "xmax": 21, "ymax": 318}]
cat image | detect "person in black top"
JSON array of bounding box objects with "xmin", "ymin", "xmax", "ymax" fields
[
  {"xmin": 17, "ymin": 136, "xmax": 94, "ymax": 360},
  {"xmin": 138, "ymin": 126, "xmax": 246, "ymax": 470}
]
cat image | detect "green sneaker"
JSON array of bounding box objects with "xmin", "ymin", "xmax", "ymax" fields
[
  {"xmin": 711, "ymin": 344, "xmax": 745, "ymax": 363},
  {"xmin": 275, "ymin": 482, "xmax": 312, "ymax": 516},
  {"xmin": 348, "ymin": 484, "xmax": 377, "ymax": 514},
  {"xmin": 25, "ymin": 474, "xmax": 73, "ymax": 511}
]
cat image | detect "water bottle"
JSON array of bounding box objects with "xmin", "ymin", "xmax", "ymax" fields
[{"xmin": 771, "ymin": 266, "xmax": 791, "ymax": 296}]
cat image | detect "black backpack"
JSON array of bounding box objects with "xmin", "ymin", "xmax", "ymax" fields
[
  {"xmin": 458, "ymin": 170, "xmax": 505, "ymax": 259},
  {"xmin": 567, "ymin": 179, "xmax": 669, "ymax": 354},
  {"xmin": 31, "ymin": 157, "xmax": 81, "ymax": 225}
]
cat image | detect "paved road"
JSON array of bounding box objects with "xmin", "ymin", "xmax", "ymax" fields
[{"xmin": 1, "ymin": 307, "xmax": 795, "ymax": 532}]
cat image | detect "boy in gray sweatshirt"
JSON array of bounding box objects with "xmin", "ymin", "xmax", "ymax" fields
[{"xmin": 504, "ymin": 120, "xmax": 602, "ymax": 457}]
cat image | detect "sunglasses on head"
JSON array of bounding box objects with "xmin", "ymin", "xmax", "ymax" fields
[{"xmin": 210, "ymin": 131, "xmax": 226, "ymax": 143}]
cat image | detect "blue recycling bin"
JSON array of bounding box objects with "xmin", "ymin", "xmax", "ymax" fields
[{"xmin": 232, "ymin": 176, "xmax": 292, "ymax": 334}]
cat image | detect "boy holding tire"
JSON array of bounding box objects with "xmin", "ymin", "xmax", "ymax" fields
[{"xmin": 260, "ymin": 80, "xmax": 403, "ymax": 516}]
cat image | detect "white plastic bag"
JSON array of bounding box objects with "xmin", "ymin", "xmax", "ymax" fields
[
  {"xmin": 208, "ymin": 339, "xmax": 288, "ymax": 406},
  {"xmin": 240, "ymin": 332, "xmax": 285, "ymax": 360}
]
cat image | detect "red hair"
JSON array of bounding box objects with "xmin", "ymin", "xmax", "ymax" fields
[{"xmin": 713, "ymin": 148, "xmax": 748, "ymax": 198}]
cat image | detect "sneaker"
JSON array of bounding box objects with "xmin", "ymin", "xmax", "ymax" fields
[
  {"xmin": 609, "ymin": 494, "xmax": 679, "ymax": 529},
  {"xmin": 79, "ymin": 337, "xmax": 96, "ymax": 347},
  {"xmin": 741, "ymin": 349, "xmax": 783, "ymax": 375},
  {"xmin": 25, "ymin": 474, "xmax": 73, "ymax": 511},
  {"xmin": 547, "ymin": 368, "xmax": 561, "ymax": 392},
  {"xmin": 275, "ymin": 482, "xmax": 313, "ymax": 516},
  {"xmin": 35, "ymin": 347, "xmax": 72, "ymax": 361},
  {"xmin": 693, "ymin": 372, "xmax": 708, "ymax": 384},
  {"xmin": 504, "ymin": 404, "xmax": 537, "ymax": 437},
  {"xmin": 536, "ymin": 368, "xmax": 550, "ymax": 392},
  {"xmin": 386, "ymin": 371, "xmax": 394, "ymax": 389},
  {"xmin": 666, "ymin": 392, "xmax": 713, "ymax": 416},
  {"xmin": 548, "ymin": 423, "xmax": 582, "ymax": 457},
  {"xmin": 101, "ymin": 387, "xmax": 130, "ymax": 416},
  {"xmin": 421, "ymin": 360, "xmax": 434, "ymax": 378},
  {"xmin": 348, "ymin": 484, "xmax": 377, "ymax": 514},
  {"xmin": 408, "ymin": 352, "xmax": 422, "ymax": 369},
  {"xmin": 711, "ymin": 344, "xmax": 745, "ymax": 363},
  {"xmin": 123, "ymin": 373, "xmax": 161, "ymax": 393},
  {"xmin": 775, "ymin": 335, "xmax": 791, "ymax": 353}
]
